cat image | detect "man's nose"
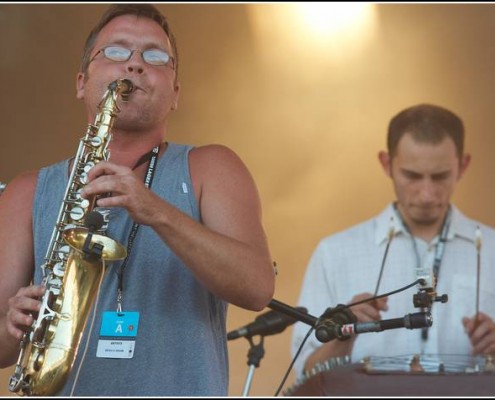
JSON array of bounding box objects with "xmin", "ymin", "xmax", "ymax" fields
[
  {"xmin": 126, "ymin": 51, "xmax": 144, "ymax": 74},
  {"xmin": 418, "ymin": 180, "xmax": 436, "ymax": 201}
]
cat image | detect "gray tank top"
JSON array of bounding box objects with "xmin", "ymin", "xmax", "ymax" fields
[{"xmin": 32, "ymin": 142, "xmax": 229, "ymax": 396}]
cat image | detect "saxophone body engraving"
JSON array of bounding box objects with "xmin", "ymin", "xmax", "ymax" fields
[{"xmin": 8, "ymin": 79, "xmax": 133, "ymax": 396}]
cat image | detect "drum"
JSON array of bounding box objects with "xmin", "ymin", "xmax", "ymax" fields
[{"xmin": 285, "ymin": 354, "xmax": 495, "ymax": 396}]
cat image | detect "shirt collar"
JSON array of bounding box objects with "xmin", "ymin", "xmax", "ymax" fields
[
  {"xmin": 448, "ymin": 204, "xmax": 478, "ymax": 243},
  {"xmin": 374, "ymin": 203, "xmax": 476, "ymax": 245},
  {"xmin": 374, "ymin": 204, "xmax": 404, "ymax": 245}
]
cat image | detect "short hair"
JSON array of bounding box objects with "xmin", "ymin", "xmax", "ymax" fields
[
  {"xmin": 80, "ymin": 4, "xmax": 179, "ymax": 80},
  {"xmin": 387, "ymin": 104, "xmax": 464, "ymax": 158}
]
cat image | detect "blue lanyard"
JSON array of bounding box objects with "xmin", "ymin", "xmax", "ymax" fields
[
  {"xmin": 393, "ymin": 203, "xmax": 451, "ymax": 288},
  {"xmin": 393, "ymin": 204, "xmax": 451, "ymax": 342}
]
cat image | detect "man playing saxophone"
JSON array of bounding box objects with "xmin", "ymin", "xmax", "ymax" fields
[{"xmin": 0, "ymin": 4, "xmax": 275, "ymax": 396}]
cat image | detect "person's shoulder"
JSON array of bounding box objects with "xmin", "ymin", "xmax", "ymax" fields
[
  {"xmin": 474, "ymin": 220, "xmax": 495, "ymax": 238},
  {"xmin": 190, "ymin": 143, "xmax": 240, "ymax": 160},
  {"xmin": 6, "ymin": 170, "xmax": 38, "ymax": 191},
  {"xmin": 189, "ymin": 144, "xmax": 249, "ymax": 172},
  {"xmin": 1, "ymin": 170, "xmax": 38, "ymax": 206},
  {"xmin": 453, "ymin": 205, "xmax": 495, "ymax": 238}
]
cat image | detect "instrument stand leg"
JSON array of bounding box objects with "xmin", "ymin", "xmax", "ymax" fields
[{"xmin": 241, "ymin": 336, "xmax": 265, "ymax": 396}]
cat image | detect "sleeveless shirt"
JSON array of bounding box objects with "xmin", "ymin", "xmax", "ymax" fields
[{"xmin": 32, "ymin": 143, "xmax": 229, "ymax": 396}]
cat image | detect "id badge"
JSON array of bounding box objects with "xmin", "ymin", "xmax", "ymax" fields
[{"xmin": 96, "ymin": 311, "xmax": 140, "ymax": 359}]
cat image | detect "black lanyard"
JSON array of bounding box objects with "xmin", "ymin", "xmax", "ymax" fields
[{"xmin": 116, "ymin": 144, "xmax": 160, "ymax": 312}]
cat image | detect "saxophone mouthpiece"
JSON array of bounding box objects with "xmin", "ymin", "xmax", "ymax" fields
[
  {"xmin": 120, "ymin": 79, "xmax": 135, "ymax": 95},
  {"xmin": 108, "ymin": 79, "xmax": 135, "ymax": 101}
]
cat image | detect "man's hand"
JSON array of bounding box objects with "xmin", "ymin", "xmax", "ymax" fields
[
  {"xmin": 349, "ymin": 292, "xmax": 389, "ymax": 322},
  {"xmin": 6, "ymin": 285, "xmax": 44, "ymax": 340},
  {"xmin": 462, "ymin": 312, "xmax": 495, "ymax": 355}
]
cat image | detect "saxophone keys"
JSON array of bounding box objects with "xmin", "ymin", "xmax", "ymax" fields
[
  {"xmin": 87, "ymin": 136, "xmax": 102, "ymax": 147},
  {"xmin": 57, "ymin": 244, "xmax": 71, "ymax": 258},
  {"xmin": 52, "ymin": 262, "xmax": 65, "ymax": 277},
  {"xmin": 79, "ymin": 199, "xmax": 90, "ymax": 209},
  {"xmin": 83, "ymin": 161, "xmax": 95, "ymax": 173},
  {"xmin": 69, "ymin": 207, "xmax": 85, "ymax": 221},
  {"xmin": 79, "ymin": 172, "xmax": 89, "ymax": 185},
  {"xmin": 46, "ymin": 282, "xmax": 61, "ymax": 296},
  {"xmin": 73, "ymin": 188, "xmax": 84, "ymax": 200},
  {"xmin": 78, "ymin": 162, "xmax": 95, "ymax": 184}
]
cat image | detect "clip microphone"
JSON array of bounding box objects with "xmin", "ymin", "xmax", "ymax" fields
[
  {"xmin": 315, "ymin": 305, "xmax": 357, "ymax": 343},
  {"xmin": 227, "ymin": 307, "xmax": 308, "ymax": 341},
  {"xmin": 315, "ymin": 311, "xmax": 432, "ymax": 343},
  {"xmin": 84, "ymin": 211, "xmax": 104, "ymax": 232},
  {"xmin": 82, "ymin": 211, "xmax": 105, "ymax": 260}
]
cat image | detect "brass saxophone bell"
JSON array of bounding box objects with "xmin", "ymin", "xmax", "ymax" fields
[{"xmin": 62, "ymin": 228, "xmax": 127, "ymax": 261}]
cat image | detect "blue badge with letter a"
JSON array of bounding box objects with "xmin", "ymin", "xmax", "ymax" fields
[{"xmin": 97, "ymin": 311, "xmax": 140, "ymax": 359}]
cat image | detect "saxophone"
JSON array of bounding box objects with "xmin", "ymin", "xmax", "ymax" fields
[{"xmin": 8, "ymin": 79, "xmax": 134, "ymax": 396}]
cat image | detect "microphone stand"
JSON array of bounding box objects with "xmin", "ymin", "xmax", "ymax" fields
[
  {"xmin": 239, "ymin": 299, "xmax": 314, "ymax": 396},
  {"xmin": 238, "ymin": 300, "xmax": 317, "ymax": 396},
  {"xmin": 241, "ymin": 336, "xmax": 265, "ymax": 396}
]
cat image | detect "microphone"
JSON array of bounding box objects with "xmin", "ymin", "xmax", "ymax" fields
[
  {"xmin": 314, "ymin": 305, "xmax": 357, "ymax": 343},
  {"xmin": 84, "ymin": 211, "xmax": 104, "ymax": 232},
  {"xmin": 315, "ymin": 311, "xmax": 432, "ymax": 343},
  {"xmin": 227, "ymin": 307, "xmax": 307, "ymax": 341}
]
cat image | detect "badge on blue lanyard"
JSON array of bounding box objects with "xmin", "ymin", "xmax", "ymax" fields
[{"xmin": 96, "ymin": 311, "xmax": 140, "ymax": 359}]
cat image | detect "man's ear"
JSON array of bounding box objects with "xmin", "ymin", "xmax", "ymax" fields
[
  {"xmin": 171, "ymin": 82, "xmax": 180, "ymax": 111},
  {"xmin": 458, "ymin": 153, "xmax": 471, "ymax": 180},
  {"xmin": 378, "ymin": 150, "xmax": 392, "ymax": 178},
  {"xmin": 76, "ymin": 72, "xmax": 85, "ymax": 100}
]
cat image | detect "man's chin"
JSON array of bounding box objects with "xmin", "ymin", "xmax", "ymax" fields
[{"xmin": 411, "ymin": 211, "xmax": 441, "ymax": 227}]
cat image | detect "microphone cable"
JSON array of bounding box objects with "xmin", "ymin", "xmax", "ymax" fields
[
  {"xmin": 348, "ymin": 278, "xmax": 424, "ymax": 309},
  {"xmin": 273, "ymin": 325, "xmax": 314, "ymax": 396}
]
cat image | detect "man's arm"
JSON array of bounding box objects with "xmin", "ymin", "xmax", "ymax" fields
[
  {"xmin": 81, "ymin": 144, "xmax": 275, "ymax": 311},
  {"xmin": 0, "ymin": 171, "xmax": 39, "ymax": 367}
]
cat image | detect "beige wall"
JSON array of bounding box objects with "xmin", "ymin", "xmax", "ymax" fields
[{"xmin": 2, "ymin": 3, "xmax": 495, "ymax": 396}]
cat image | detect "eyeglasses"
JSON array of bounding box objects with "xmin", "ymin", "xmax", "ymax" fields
[{"xmin": 90, "ymin": 46, "xmax": 175, "ymax": 69}]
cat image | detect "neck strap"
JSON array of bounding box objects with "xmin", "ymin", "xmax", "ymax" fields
[
  {"xmin": 116, "ymin": 144, "xmax": 161, "ymax": 312},
  {"xmin": 393, "ymin": 203, "xmax": 451, "ymax": 288}
]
